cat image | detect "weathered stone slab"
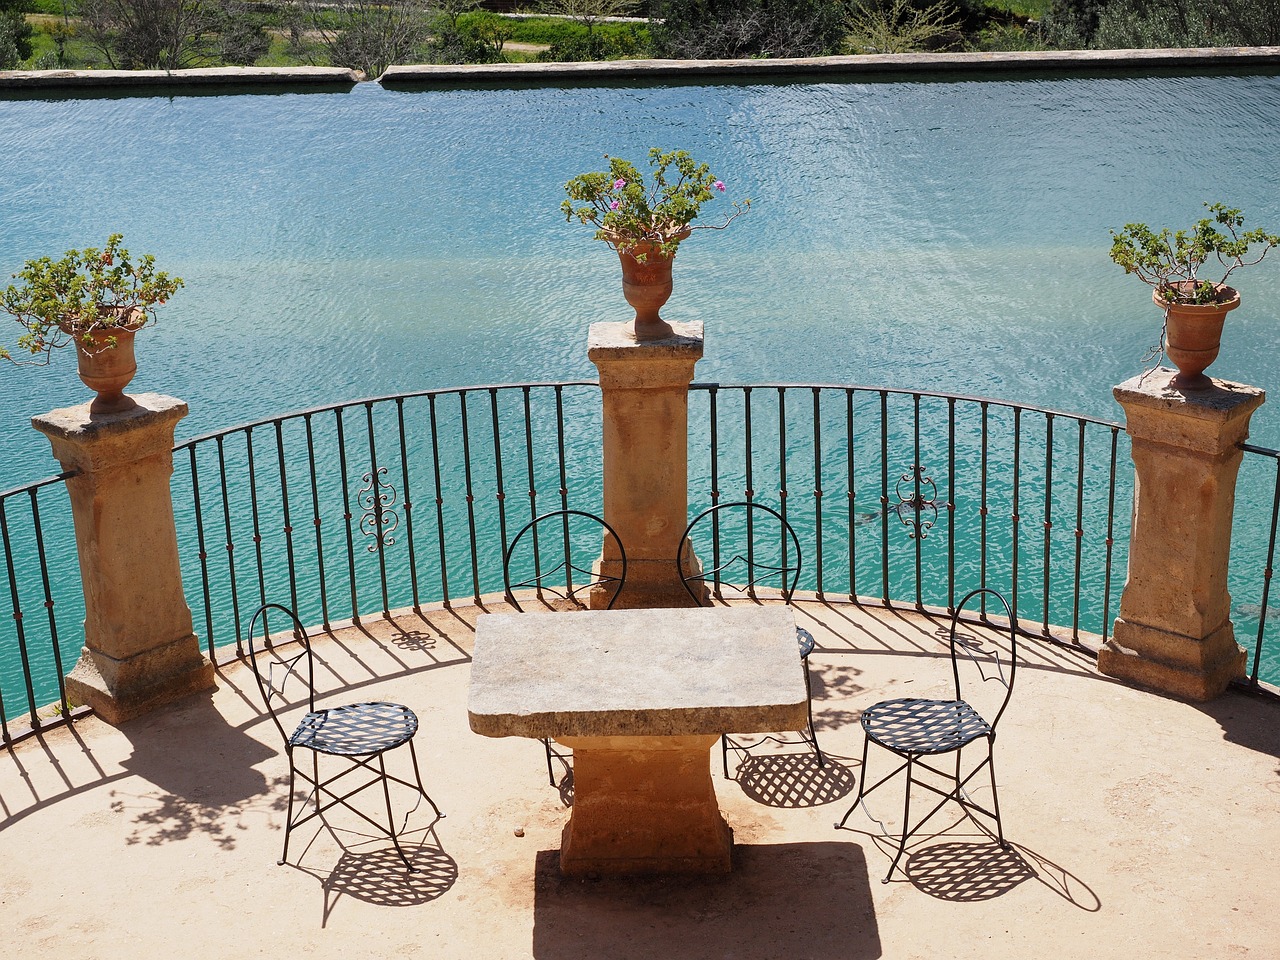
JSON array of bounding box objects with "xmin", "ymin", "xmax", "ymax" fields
[{"xmin": 468, "ymin": 606, "xmax": 807, "ymax": 738}]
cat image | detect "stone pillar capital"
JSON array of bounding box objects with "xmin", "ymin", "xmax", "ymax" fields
[
  {"xmin": 1101, "ymin": 369, "xmax": 1264, "ymax": 700},
  {"xmin": 587, "ymin": 321, "xmax": 704, "ymax": 388},
  {"xmin": 1113, "ymin": 370, "xmax": 1264, "ymax": 456},
  {"xmin": 33, "ymin": 393, "xmax": 189, "ymax": 473}
]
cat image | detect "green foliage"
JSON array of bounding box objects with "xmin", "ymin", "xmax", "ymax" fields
[
  {"xmin": 969, "ymin": 21, "xmax": 1045, "ymax": 49},
  {"xmin": 426, "ymin": 9, "xmax": 510, "ymax": 62},
  {"xmin": 0, "ymin": 7, "xmax": 34, "ymax": 66},
  {"xmin": 535, "ymin": 21, "xmax": 647, "ymax": 60},
  {"xmin": 562, "ymin": 148, "xmax": 751, "ymax": 259},
  {"xmin": 535, "ymin": 0, "xmax": 637, "ymax": 33},
  {"xmin": 1, "ymin": 235, "xmax": 183, "ymax": 363},
  {"xmin": 652, "ymin": 0, "xmax": 846, "ymax": 58},
  {"xmin": 844, "ymin": 0, "xmax": 961, "ymax": 53},
  {"xmin": 215, "ymin": 1, "xmax": 269, "ymax": 65},
  {"xmin": 1109, "ymin": 204, "xmax": 1280, "ymax": 305},
  {"xmin": 1041, "ymin": 0, "xmax": 1279, "ymax": 48}
]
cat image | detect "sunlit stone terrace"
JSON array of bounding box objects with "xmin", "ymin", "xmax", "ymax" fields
[{"xmin": 3, "ymin": 596, "xmax": 1278, "ymax": 959}]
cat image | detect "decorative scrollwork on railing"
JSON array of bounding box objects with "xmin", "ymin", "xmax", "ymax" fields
[
  {"xmin": 894, "ymin": 465, "xmax": 938, "ymax": 540},
  {"xmin": 357, "ymin": 467, "xmax": 399, "ymax": 552}
]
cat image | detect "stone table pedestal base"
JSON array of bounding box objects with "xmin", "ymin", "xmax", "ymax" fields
[{"xmin": 557, "ymin": 734, "xmax": 730, "ymax": 876}]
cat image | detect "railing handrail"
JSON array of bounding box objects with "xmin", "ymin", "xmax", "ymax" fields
[
  {"xmin": 690, "ymin": 381, "xmax": 1127, "ymax": 429},
  {"xmin": 173, "ymin": 380, "xmax": 600, "ymax": 450}
]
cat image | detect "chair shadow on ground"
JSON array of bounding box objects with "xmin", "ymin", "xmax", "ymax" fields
[
  {"xmin": 731, "ymin": 750, "xmax": 859, "ymax": 808},
  {"xmin": 842, "ymin": 812, "xmax": 1101, "ymax": 911},
  {"xmin": 284, "ymin": 820, "xmax": 457, "ymax": 927},
  {"xmin": 531, "ymin": 842, "xmax": 881, "ymax": 960}
]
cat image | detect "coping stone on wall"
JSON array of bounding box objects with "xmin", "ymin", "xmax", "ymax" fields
[
  {"xmin": 379, "ymin": 46, "xmax": 1280, "ymax": 86},
  {"xmin": 0, "ymin": 65, "xmax": 361, "ymax": 92}
]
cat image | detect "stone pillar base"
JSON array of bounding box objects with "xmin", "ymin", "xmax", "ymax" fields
[
  {"xmin": 64, "ymin": 633, "xmax": 215, "ymax": 725},
  {"xmin": 1099, "ymin": 618, "xmax": 1245, "ymax": 702},
  {"xmin": 557, "ymin": 734, "xmax": 731, "ymax": 876}
]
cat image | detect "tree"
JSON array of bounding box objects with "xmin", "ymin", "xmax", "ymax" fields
[
  {"xmin": 216, "ymin": 0, "xmax": 270, "ymax": 65},
  {"xmin": 844, "ymin": 0, "xmax": 960, "ymax": 53},
  {"xmin": 0, "ymin": 0, "xmax": 35, "ymax": 68},
  {"xmin": 310, "ymin": 0, "xmax": 428, "ymax": 77},
  {"xmin": 652, "ymin": 0, "xmax": 845, "ymax": 59},
  {"xmin": 537, "ymin": 0, "xmax": 637, "ymax": 37},
  {"xmin": 78, "ymin": 0, "xmax": 211, "ymax": 69}
]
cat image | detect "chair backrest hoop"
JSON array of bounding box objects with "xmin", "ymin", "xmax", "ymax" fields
[
  {"xmin": 246, "ymin": 603, "xmax": 314, "ymax": 747},
  {"xmin": 949, "ymin": 588, "xmax": 1018, "ymax": 730},
  {"xmin": 677, "ymin": 501, "xmax": 802, "ymax": 607},
  {"xmin": 502, "ymin": 509, "xmax": 628, "ymax": 611}
]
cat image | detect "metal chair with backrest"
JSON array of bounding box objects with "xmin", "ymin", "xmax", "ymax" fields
[
  {"xmin": 677, "ymin": 500, "xmax": 825, "ymax": 777},
  {"xmin": 502, "ymin": 509, "xmax": 628, "ymax": 786},
  {"xmin": 246, "ymin": 603, "xmax": 442, "ymax": 873},
  {"xmin": 835, "ymin": 587, "xmax": 1018, "ymax": 882}
]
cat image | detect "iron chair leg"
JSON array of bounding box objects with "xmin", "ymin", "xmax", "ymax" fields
[
  {"xmin": 280, "ymin": 753, "xmax": 298, "ymax": 867},
  {"xmin": 882, "ymin": 756, "xmax": 915, "ymax": 883},
  {"xmin": 834, "ymin": 734, "xmax": 872, "ymax": 829},
  {"xmin": 986, "ymin": 739, "xmax": 1007, "ymax": 849},
  {"xmin": 803, "ymin": 663, "xmax": 825, "ymax": 768},
  {"xmin": 722, "ymin": 735, "xmax": 731, "ymax": 778},
  {"xmin": 379, "ymin": 753, "xmax": 417, "ymax": 873},
  {"xmin": 407, "ymin": 738, "xmax": 443, "ymax": 820}
]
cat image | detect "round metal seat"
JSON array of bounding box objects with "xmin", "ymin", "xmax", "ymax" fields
[
  {"xmin": 862, "ymin": 697, "xmax": 991, "ymax": 756},
  {"xmin": 796, "ymin": 626, "xmax": 816, "ymax": 660},
  {"xmin": 289, "ymin": 702, "xmax": 419, "ymax": 756}
]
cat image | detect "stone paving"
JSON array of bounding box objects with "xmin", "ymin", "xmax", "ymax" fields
[{"xmin": 2, "ymin": 598, "xmax": 1278, "ymax": 959}]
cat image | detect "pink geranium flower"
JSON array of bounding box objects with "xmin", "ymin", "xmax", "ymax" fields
[
  {"xmin": 610, "ymin": 200, "xmax": 620, "ymax": 210},
  {"xmin": 613, "ymin": 179, "xmax": 627, "ymax": 190},
  {"xmin": 714, "ymin": 180, "xmax": 726, "ymax": 192}
]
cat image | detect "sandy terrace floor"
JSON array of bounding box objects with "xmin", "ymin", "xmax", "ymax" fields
[{"xmin": 2, "ymin": 598, "xmax": 1279, "ymax": 960}]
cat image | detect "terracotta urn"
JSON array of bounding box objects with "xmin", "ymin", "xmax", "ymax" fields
[
  {"xmin": 1155, "ymin": 283, "xmax": 1240, "ymax": 390},
  {"xmin": 617, "ymin": 238, "xmax": 682, "ymax": 342},
  {"xmin": 62, "ymin": 308, "xmax": 143, "ymax": 414}
]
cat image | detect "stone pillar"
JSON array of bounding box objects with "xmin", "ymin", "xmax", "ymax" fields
[
  {"xmin": 1100, "ymin": 370, "xmax": 1264, "ymax": 701},
  {"xmin": 588, "ymin": 321, "xmax": 703, "ymax": 609},
  {"xmin": 32, "ymin": 393, "xmax": 214, "ymax": 724}
]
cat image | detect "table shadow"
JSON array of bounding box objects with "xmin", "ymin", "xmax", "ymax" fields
[{"xmin": 531, "ymin": 841, "xmax": 881, "ymax": 959}]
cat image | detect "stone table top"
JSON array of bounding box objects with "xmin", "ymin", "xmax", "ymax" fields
[{"xmin": 468, "ymin": 606, "xmax": 808, "ymax": 739}]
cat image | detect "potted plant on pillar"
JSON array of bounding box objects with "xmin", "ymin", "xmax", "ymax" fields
[
  {"xmin": 563, "ymin": 148, "xmax": 750, "ymax": 341},
  {"xmin": 1, "ymin": 234, "xmax": 183, "ymax": 414},
  {"xmin": 1109, "ymin": 203, "xmax": 1280, "ymax": 390}
]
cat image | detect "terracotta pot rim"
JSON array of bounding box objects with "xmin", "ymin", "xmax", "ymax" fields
[
  {"xmin": 57, "ymin": 304, "xmax": 146, "ymax": 335},
  {"xmin": 1153, "ymin": 283, "xmax": 1241, "ymax": 312}
]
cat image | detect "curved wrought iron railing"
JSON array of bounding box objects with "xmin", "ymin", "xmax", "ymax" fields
[{"xmin": 3, "ymin": 380, "xmax": 1280, "ymax": 746}]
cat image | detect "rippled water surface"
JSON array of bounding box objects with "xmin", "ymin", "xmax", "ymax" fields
[
  {"xmin": 3, "ymin": 73, "xmax": 1280, "ymax": 707},
  {"xmin": 3, "ymin": 75, "xmax": 1279, "ymax": 476}
]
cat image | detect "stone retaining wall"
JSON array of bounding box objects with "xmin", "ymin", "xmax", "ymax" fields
[{"xmin": 0, "ymin": 47, "xmax": 1278, "ymax": 93}]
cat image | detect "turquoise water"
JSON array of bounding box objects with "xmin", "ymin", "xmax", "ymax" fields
[{"xmin": 2, "ymin": 73, "xmax": 1280, "ymax": 715}]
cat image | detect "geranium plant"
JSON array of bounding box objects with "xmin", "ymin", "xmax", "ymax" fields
[
  {"xmin": 562, "ymin": 148, "xmax": 751, "ymax": 260},
  {"xmin": 1, "ymin": 234, "xmax": 183, "ymax": 363},
  {"xmin": 1109, "ymin": 203, "xmax": 1280, "ymax": 305}
]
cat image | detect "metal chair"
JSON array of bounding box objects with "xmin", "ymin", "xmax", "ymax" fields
[
  {"xmin": 677, "ymin": 500, "xmax": 825, "ymax": 777},
  {"xmin": 502, "ymin": 509, "xmax": 628, "ymax": 786},
  {"xmin": 835, "ymin": 588, "xmax": 1018, "ymax": 882},
  {"xmin": 246, "ymin": 603, "xmax": 441, "ymax": 872}
]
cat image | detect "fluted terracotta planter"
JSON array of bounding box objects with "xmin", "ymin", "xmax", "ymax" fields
[
  {"xmin": 618, "ymin": 239, "xmax": 682, "ymax": 342},
  {"xmin": 1156, "ymin": 283, "xmax": 1240, "ymax": 390},
  {"xmin": 61, "ymin": 308, "xmax": 142, "ymax": 414}
]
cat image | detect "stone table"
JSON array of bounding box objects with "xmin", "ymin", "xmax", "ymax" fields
[{"xmin": 468, "ymin": 605, "xmax": 808, "ymax": 875}]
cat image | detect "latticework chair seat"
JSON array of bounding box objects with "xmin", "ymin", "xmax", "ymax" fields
[
  {"xmin": 862, "ymin": 698, "xmax": 991, "ymax": 756},
  {"xmin": 289, "ymin": 702, "xmax": 419, "ymax": 756}
]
